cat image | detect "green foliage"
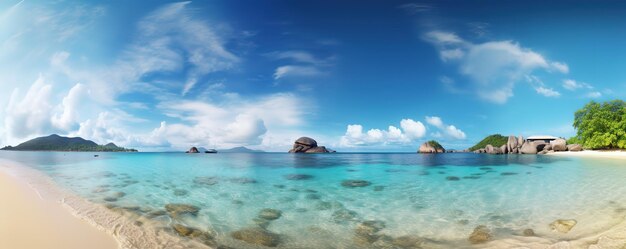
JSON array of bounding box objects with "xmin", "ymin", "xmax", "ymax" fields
[
  {"xmin": 573, "ymin": 100, "xmax": 626, "ymax": 149},
  {"xmin": 468, "ymin": 134, "xmax": 508, "ymax": 151},
  {"xmin": 0, "ymin": 134, "xmax": 138, "ymax": 152},
  {"xmin": 426, "ymin": 140, "xmax": 444, "ymax": 150},
  {"xmin": 566, "ymin": 136, "xmax": 581, "ymax": 145}
]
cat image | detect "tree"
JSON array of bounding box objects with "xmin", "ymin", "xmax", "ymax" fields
[{"xmin": 572, "ymin": 100, "xmax": 626, "ymax": 149}]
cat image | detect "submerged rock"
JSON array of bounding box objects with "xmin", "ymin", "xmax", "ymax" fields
[
  {"xmin": 332, "ymin": 208, "xmax": 358, "ymax": 223},
  {"xmin": 231, "ymin": 227, "xmax": 280, "ymax": 247},
  {"xmin": 173, "ymin": 189, "xmax": 189, "ymax": 196},
  {"xmin": 229, "ymin": 177, "xmax": 257, "ymax": 184},
  {"xmin": 341, "ymin": 180, "xmax": 372, "ymax": 188},
  {"xmin": 193, "ymin": 176, "xmax": 219, "ymax": 186},
  {"xmin": 373, "ymin": 186, "xmax": 385, "ymax": 191},
  {"xmin": 111, "ymin": 192, "xmax": 126, "ymax": 198},
  {"xmin": 145, "ymin": 210, "xmax": 168, "ymax": 218},
  {"xmin": 353, "ymin": 220, "xmax": 386, "ymax": 246},
  {"xmin": 391, "ymin": 235, "xmax": 425, "ymax": 249},
  {"xmin": 355, "ymin": 220, "xmax": 386, "ymax": 235},
  {"xmin": 500, "ymin": 172, "xmax": 518, "ymax": 176},
  {"xmin": 446, "ymin": 176, "xmax": 460, "ymax": 181},
  {"xmin": 468, "ymin": 225, "xmax": 491, "ymax": 244},
  {"xmin": 315, "ymin": 201, "xmax": 333, "ymax": 210},
  {"xmin": 523, "ymin": 228, "xmax": 535, "ymax": 236},
  {"xmin": 550, "ymin": 219, "xmax": 577, "ymax": 233},
  {"xmin": 165, "ymin": 204, "xmax": 200, "ymax": 218},
  {"xmin": 172, "ymin": 224, "xmax": 216, "ymax": 246},
  {"xmin": 258, "ymin": 208, "xmax": 282, "ymax": 220},
  {"xmin": 284, "ymin": 174, "xmax": 314, "ymax": 180}
]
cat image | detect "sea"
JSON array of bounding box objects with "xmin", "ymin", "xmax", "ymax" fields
[{"xmin": 1, "ymin": 151, "xmax": 625, "ymax": 249}]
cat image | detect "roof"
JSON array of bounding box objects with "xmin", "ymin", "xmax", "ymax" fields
[{"xmin": 527, "ymin": 135, "xmax": 558, "ymax": 140}]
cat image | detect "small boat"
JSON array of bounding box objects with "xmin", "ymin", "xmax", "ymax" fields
[
  {"xmin": 205, "ymin": 149, "xmax": 218, "ymax": 153},
  {"xmin": 94, "ymin": 154, "xmax": 99, "ymax": 157}
]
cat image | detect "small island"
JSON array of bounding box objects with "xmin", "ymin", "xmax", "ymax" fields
[{"xmin": 1, "ymin": 134, "xmax": 137, "ymax": 152}]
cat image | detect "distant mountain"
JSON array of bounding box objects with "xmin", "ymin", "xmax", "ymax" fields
[
  {"xmin": 219, "ymin": 146, "xmax": 264, "ymax": 153},
  {"xmin": 1, "ymin": 134, "xmax": 138, "ymax": 152}
]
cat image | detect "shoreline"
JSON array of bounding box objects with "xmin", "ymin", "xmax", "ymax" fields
[
  {"xmin": 549, "ymin": 150, "xmax": 626, "ymax": 160},
  {"xmin": 0, "ymin": 158, "xmax": 210, "ymax": 249},
  {"xmin": 0, "ymin": 161, "xmax": 119, "ymax": 249},
  {"xmin": 1, "ymin": 153, "xmax": 626, "ymax": 249}
]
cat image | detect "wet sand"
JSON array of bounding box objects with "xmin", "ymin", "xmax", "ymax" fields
[{"xmin": 0, "ymin": 166, "xmax": 120, "ymax": 249}]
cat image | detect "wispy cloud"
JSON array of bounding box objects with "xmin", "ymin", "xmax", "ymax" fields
[
  {"xmin": 273, "ymin": 65, "xmax": 324, "ymax": 80},
  {"xmin": 424, "ymin": 30, "xmax": 568, "ymax": 103},
  {"xmin": 562, "ymin": 79, "xmax": 592, "ymax": 91},
  {"xmin": 398, "ymin": 3, "xmax": 433, "ymax": 14}
]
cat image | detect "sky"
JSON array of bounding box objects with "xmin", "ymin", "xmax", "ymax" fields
[{"xmin": 1, "ymin": 0, "xmax": 625, "ymax": 152}]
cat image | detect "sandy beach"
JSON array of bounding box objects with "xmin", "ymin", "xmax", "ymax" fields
[
  {"xmin": 549, "ymin": 150, "xmax": 626, "ymax": 160},
  {"xmin": 0, "ymin": 164, "xmax": 119, "ymax": 249}
]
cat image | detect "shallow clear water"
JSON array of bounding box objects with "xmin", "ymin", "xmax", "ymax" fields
[{"xmin": 2, "ymin": 151, "xmax": 626, "ymax": 248}]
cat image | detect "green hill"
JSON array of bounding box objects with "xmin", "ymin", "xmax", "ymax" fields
[
  {"xmin": 468, "ymin": 134, "xmax": 508, "ymax": 151},
  {"xmin": 1, "ymin": 134, "xmax": 138, "ymax": 152}
]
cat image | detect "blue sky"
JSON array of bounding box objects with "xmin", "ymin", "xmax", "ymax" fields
[{"xmin": 1, "ymin": 0, "xmax": 625, "ymax": 151}]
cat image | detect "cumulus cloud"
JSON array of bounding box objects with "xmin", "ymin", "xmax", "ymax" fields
[
  {"xmin": 340, "ymin": 119, "xmax": 426, "ymax": 147},
  {"xmin": 4, "ymin": 75, "xmax": 54, "ymax": 140},
  {"xmin": 425, "ymin": 116, "xmax": 466, "ymax": 139},
  {"xmin": 51, "ymin": 83, "xmax": 88, "ymax": 130},
  {"xmin": 424, "ymin": 31, "xmax": 568, "ymax": 103}
]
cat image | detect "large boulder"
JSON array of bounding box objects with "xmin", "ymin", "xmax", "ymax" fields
[
  {"xmin": 507, "ymin": 135, "xmax": 518, "ymax": 154},
  {"xmin": 288, "ymin": 137, "xmax": 334, "ymax": 153},
  {"xmin": 418, "ymin": 141, "xmax": 445, "ymax": 153},
  {"xmin": 500, "ymin": 144, "xmax": 508, "ymax": 154},
  {"xmin": 485, "ymin": 145, "xmax": 502, "ymax": 154},
  {"xmin": 520, "ymin": 141, "xmax": 537, "ymax": 154},
  {"xmin": 551, "ymin": 138, "xmax": 567, "ymax": 151},
  {"xmin": 517, "ymin": 136, "xmax": 524, "ymax": 149},
  {"xmin": 186, "ymin": 147, "xmax": 199, "ymax": 153},
  {"xmin": 567, "ymin": 144, "xmax": 583, "ymax": 152}
]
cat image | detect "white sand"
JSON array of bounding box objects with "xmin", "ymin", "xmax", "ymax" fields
[
  {"xmin": 549, "ymin": 150, "xmax": 626, "ymax": 160},
  {"xmin": 0, "ymin": 165, "xmax": 120, "ymax": 249}
]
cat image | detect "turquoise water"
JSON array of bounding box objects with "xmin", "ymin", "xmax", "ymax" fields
[{"xmin": 2, "ymin": 151, "xmax": 626, "ymax": 248}]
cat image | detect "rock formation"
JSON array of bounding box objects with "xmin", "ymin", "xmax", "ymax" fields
[
  {"xmin": 288, "ymin": 137, "xmax": 335, "ymax": 153},
  {"xmin": 520, "ymin": 141, "xmax": 538, "ymax": 154},
  {"xmin": 186, "ymin": 147, "xmax": 199, "ymax": 153},
  {"xmin": 418, "ymin": 141, "xmax": 445, "ymax": 153},
  {"xmin": 551, "ymin": 138, "xmax": 567, "ymax": 151},
  {"xmin": 567, "ymin": 144, "xmax": 583, "ymax": 151}
]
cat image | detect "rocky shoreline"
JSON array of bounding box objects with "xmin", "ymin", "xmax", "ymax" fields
[{"xmin": 472, "ymin": 135, "xmax": 582, "ymax": 155}]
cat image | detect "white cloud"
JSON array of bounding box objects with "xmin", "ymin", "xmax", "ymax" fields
[
  {"xmin": 562, "ymin": 79, "xmax": 592, "ymax": 91},
  {"xmin": 445, "ymin": 125, "xmax": 466, "ymax": 140},
  {"xmin": 425, "ymin": 116, "xmax": 443, "ymax": 128},
  {"xmin": 266, "ymin": 50, "xmax": 320, "ymax": 64},
  {"xmin": 586, "ymin": 91, "xmax": 602, "ymax": 98},
  {"xmin": 51, "ymin": 83, "xmax": 88, "ymax": 131},
  {"xmin": 274, "ymin": 65, "xmax": 323, "ymax": 80},
  {"xmin": 340, "ymin": 119, "xmax": 427, "ymax": 147},
  {"xmin": 535, "ymin": 86, "xmax": 560, "ymax": 97},
  {"xmin": 424, "ymin": 31, "xmax": 568, "ymax": 103},
  {"xmin": 400, "ymin": 119, "xmax": 426, "ymax": 139},
  {"xmin": 3, "ymin": 75, "xmax": 54, "ymax": 141},
  {"xmin": 425, "ymin": 116, "xmax": 466, "ymax": 139}
]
